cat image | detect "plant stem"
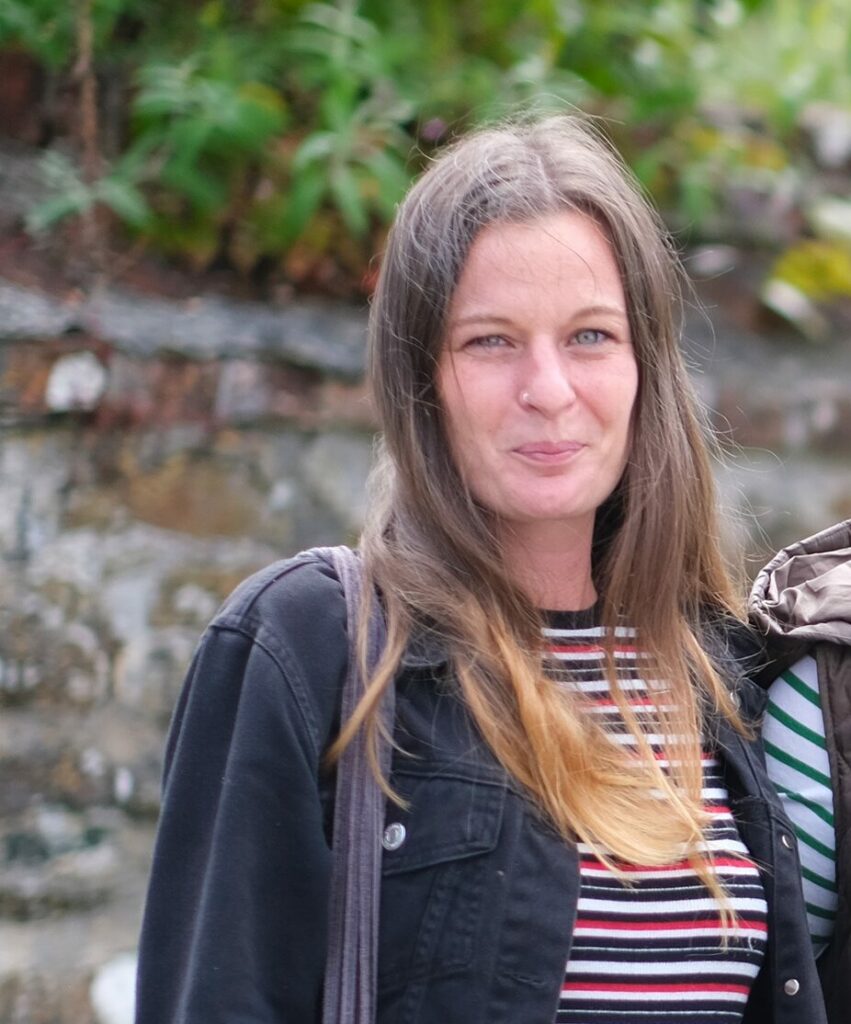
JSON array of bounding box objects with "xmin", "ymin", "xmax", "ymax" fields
[{"xmin": 74, "ymin": 0, "xmax": 103, "ymax": 265}]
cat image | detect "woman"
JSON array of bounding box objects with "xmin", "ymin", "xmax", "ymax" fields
[{"xmin": 135, "ymin": 116, "xmax": 825, "ymax": 1023}]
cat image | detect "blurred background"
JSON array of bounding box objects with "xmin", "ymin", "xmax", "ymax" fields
[{"xmin": 0, "ymin": 1, "xmax": 850, "ymax": 1021}]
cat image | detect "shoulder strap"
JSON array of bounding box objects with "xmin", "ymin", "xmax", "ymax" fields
[{"xmin": 317, "ymin": 546, "xmax": 393, "ymax": 1024}]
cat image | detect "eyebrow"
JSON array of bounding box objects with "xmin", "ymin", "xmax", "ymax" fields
[{"xmin": 448, "ymin": 305, "xmax": 628, "ymax": 329}]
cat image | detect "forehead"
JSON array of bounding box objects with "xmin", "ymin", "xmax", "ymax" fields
[{"xmin": 448, "ymin": 212, "xmax": 626, "ymax": 321}]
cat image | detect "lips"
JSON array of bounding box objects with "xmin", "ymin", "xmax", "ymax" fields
[{"xmin": 512, "ymin": 441, "xmax": 585, "ymax": 463}]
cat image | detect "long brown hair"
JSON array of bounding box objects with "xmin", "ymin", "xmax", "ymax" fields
[{"xmin": 332, "ymin": 115, "xmax": 745, "ymax": 903}]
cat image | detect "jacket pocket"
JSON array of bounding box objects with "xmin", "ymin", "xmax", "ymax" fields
[{"xmin": 377, "ymin": 765, "xmax": 506, "ymax": 992}]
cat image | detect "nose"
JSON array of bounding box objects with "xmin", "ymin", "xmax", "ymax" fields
[{"xmin": 519, "ymin": 339, "xmax": 576, "ymax": 413}]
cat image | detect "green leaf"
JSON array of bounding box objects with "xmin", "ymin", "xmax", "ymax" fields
[
  {"xmin": 96, "ymin": 178, "xmax": 152, "ymax": 228},
  {"xmin": 298, "ymin": 2, "xmax": 379, "ymax": 46},
  {"xmin": 319, "ymin": 78, "xmax": 358, "ymax": 132},
  {"xmin": 292, "ymin": 132, "xmax": 336, "ymax": 171},
  {"xmin": 25, "ymin": 193, "xmax": 91, "ymax": 234},
  {"xmin": 163, "ymin": 116, "xmax": 214, "ymax": 175},
  {"xmin": 329, "ymin": 165, "xmax": 368, "ymax": 236},
  {"xmin": 39, "ymin": 150, "xmax": 86, "ymax": 192},
  {"xmin": 0, "ymin": 0, "xmax": 74, "ymax": 67},
  {"xmin": 115, "ymin": 134, "xmax": 161, "ymax": 181},
  {"xmin": 360, "ymin": 150, "xmax": 411, "ymax": 217},
  {"xmin": 279, "ymin": 167, "xmax": 327, "ymax": 246},
  {"xmin": 135, "ymin": 60, "xmax": 200, "ymax": 118},
  {"xmin": 161, "ymin": 159, "xmax": 227, "ymax": 211}
]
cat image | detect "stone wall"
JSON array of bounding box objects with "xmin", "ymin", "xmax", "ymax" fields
[{"xmin": 0, "ymin": 274, "xmax": 849, "ymax": 1023}]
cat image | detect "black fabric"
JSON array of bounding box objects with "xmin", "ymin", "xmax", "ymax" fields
[
  {"xmin": 812, "ymin": 643, "xmax": 851, "ymax": 1024},
  {"xmin": 541, "ymin": 606, "xmax": 598, "ymax": 630},
  {"xmin": 136, "ymin": 552, "xmax": 827, "ymax": 1024}
]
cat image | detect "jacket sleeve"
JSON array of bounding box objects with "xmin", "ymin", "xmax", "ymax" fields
[{"xmin": 135, "ymin": 560, "xmax": 348, "ymax": 1023}]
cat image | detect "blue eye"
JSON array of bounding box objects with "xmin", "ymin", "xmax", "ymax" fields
[{"xmin": 574, "ymin": 328, "xmax": 609, "ymax": 346}]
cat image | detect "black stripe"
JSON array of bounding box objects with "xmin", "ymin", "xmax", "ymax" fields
[{"xmin": 567, "ymin": 944, "xmax": 766, "ymax": 962}]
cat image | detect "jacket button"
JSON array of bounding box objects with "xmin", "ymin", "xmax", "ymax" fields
[
  {"xmin": 780, "ymin": 833, "xmax": 794, "ymax": 850},
  {"xmin": 783, "ymin": 979, "xmax": 800, "ymax": 996},
  {"xmin": 382, "ymin": 823, "xmax": 406, "ymax": 851}
]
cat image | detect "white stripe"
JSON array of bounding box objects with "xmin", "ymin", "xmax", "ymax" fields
[
  {"xmin": 805, "ymin": 885, "xmax": 839, "ymax": 913},
  {"xmin": 779, "ymin": 653, "xmax": 820, "ymax": 690},
  {"xmin": 543, "ymin": 619, "xmax": 768, "ymax": 1012},
  {"xmin": 696, "ymin": 837, "xmax": 753, "ymax": 854},
  {"xmin": 608, "ymin": 732, "xmax": 687, "ymax": 746},
  {"xmin": 577, "ymin": 896, "xmax": 767, "ymax": 916},
  {"xmin": 542, "ymin": 625, "xmax": 636, "ymax": 639},
  {"xmin": 577, "ymin": 865, "xmax": 762, "ymax": 881},
  {"xmin": 561, "ymin": 678, "xmax": 650, "ymax": 693},
  {"xmin": 763, "ymin": 717, "xmax": 832, "ymax": 786},
  {"xmin": 559, "ymin": 988, "xmax": 750, "ymax": 1003},
  {"xmin": 769, "ymin": 689, "xmax": 827, "ymax": 739},
  {"xmin": 564, "ymin": 959, "xmax": 760, "ymax": 978},
  {"xmin": 550, "ymin": 649, "xmax": 642, "ymax": 661}
]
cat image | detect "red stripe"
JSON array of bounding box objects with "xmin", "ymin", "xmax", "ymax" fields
[
  {"xmin": 578, "ymin": 856, "xmax": 758, "ymax": 872},
  {"xmin": 587, "ymin": 697, "xmax": 657, "ymax": 707},
  {"xmin": 562, "ymin": 981, "xmax": 751, "ymax": 995},
  {"xmin": 576, "ymin": 918, "xmax": 768, "ymax": 933}
]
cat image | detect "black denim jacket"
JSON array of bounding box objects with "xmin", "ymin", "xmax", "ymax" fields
[{"xmin": 135, "ymin": 552, "xmax": 827, "ymax": 1024}]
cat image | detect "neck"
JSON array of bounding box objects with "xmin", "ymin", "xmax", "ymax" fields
[{"xmin": 499, "ymin": 520, "xmax": 597, "ymax": 611}]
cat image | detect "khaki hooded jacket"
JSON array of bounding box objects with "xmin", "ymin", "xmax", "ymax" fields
[{"xmin": 750, "ymin": 519, "xmax": 851, "ymax": 1024}]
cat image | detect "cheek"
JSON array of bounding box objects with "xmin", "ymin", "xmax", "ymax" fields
[
  {"xmin": 616, "ymin": 360, "xmax": 640, "ymax": 429},
  {"xmin": 618, "ymin": 379, "xmax": 640, "ymax": 461},
  {"xmin": 437, "ymin": 364, "xmax": 494, "ymax": 444},
  {"xmin": 435, "ymin": 374, "xmax": 475, "ymax": 476}
]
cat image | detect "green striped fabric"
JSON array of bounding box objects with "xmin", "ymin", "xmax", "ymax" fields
[{"xmin": 763, "ymin": 655, "xmax": 836, "ymax": 955}]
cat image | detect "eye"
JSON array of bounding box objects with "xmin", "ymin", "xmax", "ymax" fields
[
  {"xmin": 573, "ymin": 328, "xmax": 611, "ymax": 346},
  {"xmin": 467, "ymin": 334, "xmax": 509, "ymax": 350}
]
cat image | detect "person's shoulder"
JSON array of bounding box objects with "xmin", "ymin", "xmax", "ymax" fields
[
  {"xmin": 210, "ymin": 547, "xmax": 348, "ymax": 645},
  {"xmin": 184, "ymin": 548, "xmax": 352, "ymax": 754},
  {"xmin": 203, "ymin": 547, "xmax": 351, "ymax": 698}
]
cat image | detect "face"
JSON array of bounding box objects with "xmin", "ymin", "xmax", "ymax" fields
[{"xmin": 438, "ymin": 211, "xmax": 639, "ymax": 551}]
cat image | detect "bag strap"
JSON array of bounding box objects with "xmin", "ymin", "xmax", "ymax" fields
[{"xmin": 318, "ymin": 546, "xmax": 393, "ymax": 1024}]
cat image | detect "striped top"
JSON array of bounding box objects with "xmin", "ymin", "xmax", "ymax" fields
[
  {"xmin": 543, "ymin": 612, "xmax": 768, "ymax": 1024},
  {"xmin": 764, "ymin": 654, "xmax": 836, "ymax": 955}
]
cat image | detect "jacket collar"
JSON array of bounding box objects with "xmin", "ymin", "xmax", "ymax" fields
[
  {"xmin": 401, "ymin": 626, "xmax": 450, "ymax": 669},
  {"xmin": 749, "ymin": 518, "xmax": 851, "ymax": 650}
]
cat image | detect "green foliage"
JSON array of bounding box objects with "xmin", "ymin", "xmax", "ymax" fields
[
  {"xmin": 26, "ymin": 150, "xmax": 150, "ymax": 234},
  {"xmin": 603, "ymin": 0, "xmax": 851, "ymax": 243},
  {"xmin": 13, "ymin": 0, "xmax": 851, "ymax": 292},
  {"xmin": 273, "ymin": 1, "xmax": 415, "ymax": 242},
  {"xmin": 633, "ymin": 119, "xmax": 792, "ymax": 234},
  {"xmin": 0, "ymin": 0, "xmax": 75, "ymax": 67},
  {"xmin": 0, "ymin": 0, "xmax": 156, "ymax": 67},
  {"xmin": 693, "ymin": 0, "xmax": 851, "ymax": 133},
  {"xmin": 132, "ymin": 58, "xmax": 288, "ymax": 214}
]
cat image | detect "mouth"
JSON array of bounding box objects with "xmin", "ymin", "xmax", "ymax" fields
[{"xmin": 511, "ymin": 441, "xmax": 585, "ymax": 463}]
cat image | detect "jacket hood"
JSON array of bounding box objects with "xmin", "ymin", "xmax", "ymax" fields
[{"xmin": 749, "ymin": 518, "xmax": 851, "ymax": 649}]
